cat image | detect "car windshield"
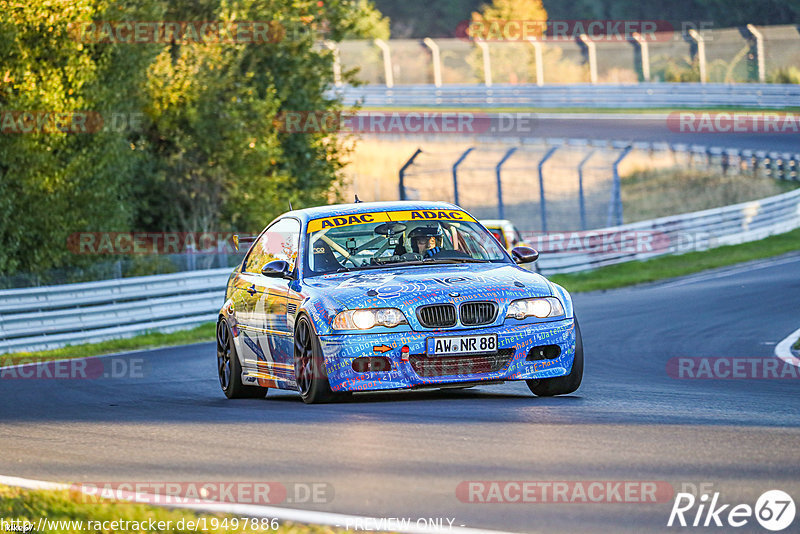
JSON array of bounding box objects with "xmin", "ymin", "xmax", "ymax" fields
[{"xmin": 305, "ymin": 210, "xmax": 509, "ymax": 276}]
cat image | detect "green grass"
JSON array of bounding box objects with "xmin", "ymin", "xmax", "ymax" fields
[
  {"xmin": 1, "ymin": 322, "xmax": 215, "ymax": 365},
  {"xmin": 550, "ymin": 227, "xmax": 800, "ymax": 293},
  {"xmin": 0, "ymin": 485, "xmax": 341, "ymax": 534},
  {"xmin": 793, "ymin": 338, "xmax": 800, "ymax": 351}
]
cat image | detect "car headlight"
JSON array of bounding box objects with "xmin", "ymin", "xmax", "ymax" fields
[
  {"xmin": 506, "ymin": 297, "xmax": 564, "ymax": 320},
  {"xmin": 332, "ymin": 308, "xmax": 408, "ymax": 330}
]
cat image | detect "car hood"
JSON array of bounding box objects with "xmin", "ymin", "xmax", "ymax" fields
[{"xmin": 302, "ymin": 263, "xmax": 554, "ymax": 332}]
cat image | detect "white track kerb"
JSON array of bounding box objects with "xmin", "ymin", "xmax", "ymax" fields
[
  {"xmin": 0, "ymin": 475, "xmax": 517, "ymax": 534},
  {"xmin": 775, "ymin": 327, "xmax": 800, "ymax": 368}
]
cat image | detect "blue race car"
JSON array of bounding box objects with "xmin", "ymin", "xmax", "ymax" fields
[{"xmin": 216, "ymin": 201, "xmax": 582, "ymax": 403}]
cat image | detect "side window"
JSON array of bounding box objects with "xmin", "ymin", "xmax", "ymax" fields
[{"xmin": 243, "ymin": 218, "xmax": 301, "ymax": 274}]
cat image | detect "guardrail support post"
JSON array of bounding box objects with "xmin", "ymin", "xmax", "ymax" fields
[
  {"xmin": 686, "ymin": 29, "xmax": 707, "ymax": 83},
  {"xmin": 374, "ymin": 39, "xmax": 394, "ymax": 88},
  {"xmin": 577, "ymin": 34, "xmax": 597, "ymax": 84},
  {"xmin": 452, "ymin": 147, "xmax": 475, "ymax": 206},
  {"xmin": 422, "ymin": 38, "xmax": 442, "ymax": 88},
  {"xmin": 476, "ymin": 41, "xmax": 493, "ymax": 87},
  {"xmin": 321, "ymin": 40, "xmax": 342, "ymax": 87},
  {"xmin": 398, "ymin": 148, "xmax": 423, "ymax": 200},
  {"xmin": 538, "ymin": 146, "xmax": 559, "ymax": 232},
  {"xmin": 628, "ymin": 32, "xmax": 651, "ymax": 82},
  {"xmin": 744, "ymin": 24, "xmax": 766, "ymax": 83},
  {"xmin": 610, "ymin": 146, "xmax": 632, "ymax": 226},
  {"xmin": 495, "ymin": 147, "xmax": 517, "ymax": 219},
  {"xmin": 526, "ymin": 38, "xmax": 544, "ymax": 86},
  {"xmin": 577, "ymin": 149, "xmax": 596, "ymax": 230}
]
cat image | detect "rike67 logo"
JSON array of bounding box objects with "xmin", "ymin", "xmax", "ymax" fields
[{"xmin": 668, "ymin": 490, "xmax": 795, "ymax": 531}]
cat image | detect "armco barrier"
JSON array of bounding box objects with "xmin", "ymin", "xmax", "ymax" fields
[
  {"xmin": 1, "ymin": 188, "xmax": 799, "ymax": 354},
  {"xmin": 530, "ymin": 187, "xmax": 800, "ymax": 275},
  {"xmin": 0, "ymin": 269, "xmax": 231, "ymax": 354},
  {"xmin": 334, "ymin": 83, "xmax": 800, "ymax": 109}
]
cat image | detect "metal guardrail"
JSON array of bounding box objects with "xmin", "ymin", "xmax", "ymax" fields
[
  {"xmin": 1, "ymin": 187, "xmax": 798, "ymax": 354},
  {"xmin": 531, "ymin": 188, "xmax": 800, "ymax": 275},
  {"xmin": 0, "ymin": 269, "xmax": 231, "ymax": 354},
  {"xmin": 335, "ymin": 83, "xmax": 800, "ymax": 109}
]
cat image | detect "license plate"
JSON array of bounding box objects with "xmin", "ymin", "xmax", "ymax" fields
[{"xmin": 426, "ymin": 334, "xmax": 498, "ymax": 356}]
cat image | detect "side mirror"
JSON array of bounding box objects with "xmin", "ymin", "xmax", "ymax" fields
[
  {"xmin": 511, "ymin": 246, "xmax": 539, "ymax": 264},
  {"xmin": 261, "ymin": 260, "xmax": 293, "ymax": 279}
]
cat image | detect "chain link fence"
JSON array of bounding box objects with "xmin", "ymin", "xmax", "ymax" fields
[{"xmin": 334, "ymin": 25, "xmax": 800, "ymax": 85}]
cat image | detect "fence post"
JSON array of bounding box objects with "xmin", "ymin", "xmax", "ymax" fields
[
  {"xmin": 610, "ymin": 146, "xmax": 632, "ymax": 226},
  {"xmin": 744, "ymin": 24, "xmax": 766, "ymax": 83},
  {"xmin": 374, "ymin": 39, "xmax": 394, "ymax": 88},
  {"xmin": 628, "ymin": 32, "xmax": 651, "ymax": 82},
  {"xmin": 495, "ymin": 147, "xmax": 517, "ymax": 219},
  {"xmin": 577, "ymin": 34, "xmax": 597, "ymax": 84},
  {"xmin": 452, "ymin": 147, "xmax": 475, "ymax": 206},
  {"xmin": 526, "ymin": 38, "xmax": 544, "ymax": 86},
  {"xmin": 398, "ymin": 148, "xmax": 423, "ymax": 200},
  {"xmin": 538, "ymin": 146, "xmax": 559, "ymax": 232},
  {"xmin": 422, "ymin": 38, "xmax": 442, "ymax": 87},
  {"xmin": 686, "ymin": 29, "xmax": 707, "ymax": 83},
  {"xmin": 476, "ymin": 41, "xmax": 493, "ymax": 87},
  {"xmin": 321, "ymin": 40, "xmax": 342, "ymax": 87},
  {"xmin": 577, "ymin": 149, "xmax": 596, "ymax": 230}
]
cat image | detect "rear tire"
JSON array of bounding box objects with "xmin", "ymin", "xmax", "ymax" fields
[
  {"xmin": 526, "ymin": 317, "xmax": 583, "ymax": 397},
  {"xmin": 293, "ymin": 316, "xmax": 338, "ymax": 404},
  {"xmin": 217, "ymin": 320, "xmax": 268, "ymax": 399}
]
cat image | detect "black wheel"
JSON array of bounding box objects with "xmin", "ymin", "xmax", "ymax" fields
[
  {"xmin": 293, "ymin": 315, "xmax": 340, "ymax": 404},
  {"xmin": 526, "ymin": 317, "xmax": 583, "ymax": 397},
  {"xmin": 217, "ymin": 320, "xmax": 268, "ymax": 399}
]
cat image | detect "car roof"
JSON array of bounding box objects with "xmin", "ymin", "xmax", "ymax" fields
[{"xmin": 283, "ymin": 200, "xmax": 464, "ymax": 223}]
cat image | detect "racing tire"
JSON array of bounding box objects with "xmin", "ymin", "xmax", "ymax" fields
[
  {"xmin": 293, "ymin": 315, "xmax": 340, "ymax": 404},
  {"xmin": 217, "ymin": 320, "xmax": 268, "ymax": 399},
  {"xmin": 526, "ymin": 317, "xmax": 583, "ymax": 397}
]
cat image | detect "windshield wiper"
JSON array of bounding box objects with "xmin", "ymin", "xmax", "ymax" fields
[{"xmin": 421, "ymin": 257, "xmax": 490, "ymax": 264}]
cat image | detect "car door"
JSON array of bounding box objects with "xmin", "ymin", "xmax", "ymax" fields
[{"xmin": 235, "ymin": 218, "xmax": 301, "ymax": 383}]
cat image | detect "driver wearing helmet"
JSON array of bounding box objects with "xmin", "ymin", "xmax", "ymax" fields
[{"xmin": 408, "ymin": 225, "xmax": 444, "ymax": 258}]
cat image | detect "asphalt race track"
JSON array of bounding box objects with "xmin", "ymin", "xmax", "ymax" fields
[
  {"xmin": 2, "ymin": 253, "xmax": 799, "ymax": 533},
  {"xmin": 487, "ymin": 114, "xmax": 800, "ymax": 152}
]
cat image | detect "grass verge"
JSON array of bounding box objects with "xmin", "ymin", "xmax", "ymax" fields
[
  {"xmin": 0, "ymin": 484, "xmax": 339, "ymax": 534},
  {"xmin": 793, "ymin": 338, "xmax": 800, "ymax": 351},
  {"xmin": 550, "ymin": 227, "xmax": 800, "ymax": 293},
  {"xmin": 1, "ymin": 322, "xmax": 215, "ymax": 365}
]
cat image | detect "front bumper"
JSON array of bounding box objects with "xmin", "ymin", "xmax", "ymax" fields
[{"xmin": 319, "ymin": 318, "xmax": 576, "ymax": 392}]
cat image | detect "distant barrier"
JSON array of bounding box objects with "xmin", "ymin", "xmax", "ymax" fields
[
  {"xmin": 0, "ymin": 269, "xmax": 230, "ymax": 354},
  {"xmin": 334, "ymin": 83, "xmax": 800, "ymax": 109},
  {"xmin": 2, "ymin": 186, "xmax": 799, "ymax": 354}
]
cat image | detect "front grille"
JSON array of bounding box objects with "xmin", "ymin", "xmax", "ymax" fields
[
  {"xmin": 409, "ymin": 349, "xmax": 515, "ymax": 377},
  {"xmin": 417, "ymin": 304, "xmax": 457, "ymax": 328},
  {"xmin": 460, "ymin": 301, "xmax": 498, "ymax": 326}
]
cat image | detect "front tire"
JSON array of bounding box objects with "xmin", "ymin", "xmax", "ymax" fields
[
  {"xmin": 217, "ymin": 320, "xmax": 268, "ymax": 399},
  {"xmin": 293, "ymin": 316, "xmax": 338, "ymax": 404},
  {"xmin": 526, "ymin": 317, "xmax": 583, "ymax": 397}
]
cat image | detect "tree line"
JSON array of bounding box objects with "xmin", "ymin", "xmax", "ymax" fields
[{"xmin": 0, "ymin": 0, "xmax": 388, "ymax": 277}]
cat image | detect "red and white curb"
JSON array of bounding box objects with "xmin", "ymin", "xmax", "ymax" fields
[{"xmin": 775, "ymin": 327, "xmax": 800, "ymax": 368}]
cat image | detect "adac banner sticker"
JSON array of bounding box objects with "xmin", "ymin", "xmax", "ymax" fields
[{"xmin": 307, "ymin": 209, "xmax": 475, "ymax": 232}]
